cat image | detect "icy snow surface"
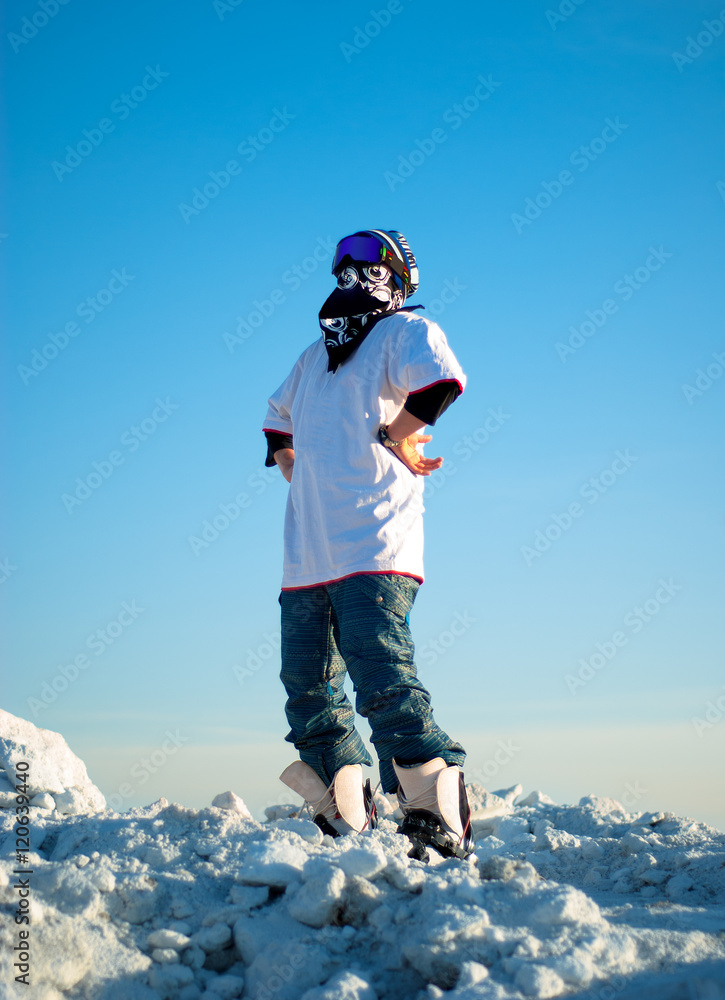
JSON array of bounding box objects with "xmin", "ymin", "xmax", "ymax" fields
[
  {"xmin": 0, "ymin": 711, "xmax": 105, "ymax": 815},
  {"xmin": 1, "ymin": 721, "xmax": 725, "ymax": 998}
]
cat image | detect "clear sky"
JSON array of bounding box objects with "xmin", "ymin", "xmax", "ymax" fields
[{"xmin": 2, "ymin": 1, "xmax": 724, "ymax": 828}]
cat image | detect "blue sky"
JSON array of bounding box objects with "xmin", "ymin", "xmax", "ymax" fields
[{"xmin": 2, "ymin": 1, "xmax": 724, "ymax": 827}]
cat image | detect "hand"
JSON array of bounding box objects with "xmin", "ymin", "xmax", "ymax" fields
[
  {"xmin": 274, "ymin": 448, "xmax": 295, "ymax": 483},
  {"xmin": 389, "ymin": 433, "xmax": 443, "ymax": 477}
]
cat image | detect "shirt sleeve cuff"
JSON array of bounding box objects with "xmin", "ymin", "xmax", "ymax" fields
[
  {"xmin": 403, "ymin": 380, "xmax": 462, "ymax": 426},
  {"xmin": 264, "ymin": 430, "xmax": 293, "ymax": 468}
]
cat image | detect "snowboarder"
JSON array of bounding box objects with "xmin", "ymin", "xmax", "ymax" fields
[{"xmin": 263, "ymin": 229, "xmax": 473, "ymax": 860}]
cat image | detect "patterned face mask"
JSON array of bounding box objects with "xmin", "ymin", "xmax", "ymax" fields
[{"xmin": 319, "ymin": 262, "xmax": 406, "ymax": 373}]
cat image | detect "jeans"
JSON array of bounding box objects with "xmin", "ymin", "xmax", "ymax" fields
[{"xmin": 279, "ymin": 572, "xmax": 466, "ymax": 793}]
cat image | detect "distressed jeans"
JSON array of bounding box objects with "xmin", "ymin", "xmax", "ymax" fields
[{"xmin": 279, "ymin": 572, "xmax": 466, "ymax": 793}]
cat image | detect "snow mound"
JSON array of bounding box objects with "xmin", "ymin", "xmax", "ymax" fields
[
  {"xmin": 0, "ymin": 710, "xmax": 105, "ymax": 815},
  {"xmin": 1, "ymin": 726, "xmax": 725, "ymax": 999}
]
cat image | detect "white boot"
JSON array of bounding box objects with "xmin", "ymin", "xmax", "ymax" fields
[
  {"xmin": 394, "ymin": 757, "xmax": 474, "ymax": 860},
  {"xmin": 279, "ymin": 761, "xmax": 375, "ymax": 836}
]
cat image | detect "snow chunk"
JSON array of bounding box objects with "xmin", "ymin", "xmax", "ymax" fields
[
  {"xmin": 515, "ymin": 963, "xmax": 566, "ymax": 998},
  {"xmin": 579, "ymin": 794, "xmax": 627, "ymax": 817},
  {"xmin": 181, "ymin": 945, "xmax": 205, "ymax": 970},
  {"xmin": 335, "ymin": 841, "xmax": 387, "ymax": 879},
  {"xmin": 534, "ymin": 827, "xmax": 581, "ymax": 851},
  {"xmin": 171, "ymin": 898, "xmax": 196, "ymax": 919},
  {"xmin": 194, "ymin": 836, "xmax": 218, "ymax": 858},
  {"xmin": 467, "ymin": 784, "xmax": 511, "ymax": 823},
  {"xmin": 300, "ymin": 970, "xmax": 377, "ymax": 1000},
  {"xmin": 264, "ymin": 803, "xmax": 298, "ymax": 820},
  {"xmin": 492, "ymin": 783, "xmax": 524, "ymax": 806},
  {"xmin": 148, "ymin": 928, "xmax": 192, "ymax": 951},
  {"xmin": 619, "ymin": 831, "xmax": 651, "ymax": 855},
  {"xmin": 34, "ymin": 923, "xmax": 95, "ymax": 990},
  {"xmin": 0, "ymin": 710, "xmax": 105, "ymax": 813},
  {"xmin": 547, "ymin": 950, "xmax": 595, "ymax": 987},
  {"xmin": 288, "ymin": 864, "xmax": 345, "ymax": 927},
  {"xmin": 640, "ymin": 869, "xmax": 668, "ymax": 886},
  {"xmin": 236, "ymin": 839, "xmax": 307, "ymax": 886},
  {"xmin": 517, "ymin": 789, "xmax": 556, "ymax": 807},
  {"xmin": 457, "ymin": 961, "xmax": 489, "ymax": 987},
  {"xmin": 667, "ymin": 872, "xmax": 694, "ymax": 899},
  {"xmin": 211, "ymin": 790, "xmax": 253, "ymax": 818},
  {"xmin": 109, "ymin": 873, "xmax": 164, "ymax": 924},
  {"xmin": 402, "ymin": 902, "xmax": 490, "ymax": 987},
  {"xmin": 88, "ymin": 867, "xmax": 116, "ymax": 893},
  {"xmin": 152, "ymin": 947, "xmax": 180, "ymax": 964},
  {"xmin": 474, "ymin": 835, "xmax": 506, "ymax": 863},
  {"xmin": 192, "ymin": 922, "xmax": 233, "ymax": 953},
  {"xmin": 384, "ymin": 855, "xmax": 426, "ymax": 892},
  {"xmin": 479, "ymin": 856, "xmax": 525, "ymax": 882},
  {"xmin": 372, "ymin": 791, "xmax": 399, "ymax": 819},
  {"xmin": 581, "ymin": 839, "xmax": 605, "ymax": 860},
  {"xmin": 149, "ymin": 963, "xmax": 195, "ymax": 997},
  {"xmin": 33, "ymin": 865, "xmax": 101, "ymax": 918},
  {"xmin": 210, "ymin": 973, "xmax": 245, "ymax": 998},
  {"xmin": 492, "ymin": 814, "xmax": 534, "ymax": 843},
  {"xmin": 272, "ymin": 816, "xmax": 325, "ymax": 844},
  {"xmin": 243, "ymin": 939, "xmax": 332, "ymax": 1000},
  {"xmin": 228, "ymin": 884, "xmax": 269, "ymax": 909},
  {"xmin": 0, "ymin": 909, "xmax": 152, "ymax": 995},
  {"xmin": 340, "ymin": 875, "xmax": 384, "ymax": 927},
  {"xmin": 0, "ymin": 769, "xmax": 15, "ymax": 796},
  {"xmin": 54, "ymin": 787, "xmax": 102, "ymax": 815},
  {"xmin": 143, "ymin": 842, "xmax": 182, "ymax": 867},
  {"xmin": 30, "ymin": 791, "xmax": 56, "ymax": 810},
  {"xmin": 531, "ymin": 887, "xmax": 601, "ymax": 926}
]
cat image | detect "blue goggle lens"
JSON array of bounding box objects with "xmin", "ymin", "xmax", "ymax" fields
[{"xmin": 332, "ymin": 235, "xmax": 409, "ymax": 282}]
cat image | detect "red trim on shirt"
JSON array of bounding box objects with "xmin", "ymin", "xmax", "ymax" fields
[
  {"xmin": 280, "ymin": 570, "xmax": 424, "ymax": 591},
  {"xmin": 407, "ymin": 378, "xmax": 464, "ymax": 396},
  {"xmin": 262, "ymin": 426, "xmax": 292, "ymax": 434}
]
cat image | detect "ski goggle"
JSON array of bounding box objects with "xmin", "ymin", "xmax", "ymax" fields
[{"xmin": 332, "ymin": 234, "xmax": 410, "ymax": 284}]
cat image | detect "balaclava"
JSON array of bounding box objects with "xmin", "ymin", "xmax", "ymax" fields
[{"xmin": 319, "ymin": 230, "xmax": 419, "ymax": 373}]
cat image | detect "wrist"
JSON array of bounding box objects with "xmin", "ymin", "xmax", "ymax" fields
[{"xmin": 379, "ymin": 424, "xmax": 405, "ymax": 449}]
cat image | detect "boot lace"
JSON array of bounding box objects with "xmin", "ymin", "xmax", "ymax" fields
[{"xmin": 303, "ymin": 777, "xmax": 336, "ymax": 821}]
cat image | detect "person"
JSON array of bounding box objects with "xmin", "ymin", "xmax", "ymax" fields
[{"xmin": 262, "ymin": 229, "xmax": 473, "ymax": 860}]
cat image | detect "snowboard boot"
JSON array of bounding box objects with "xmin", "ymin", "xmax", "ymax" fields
[
  {"xmin": 279, "ymin": 761, "xmax": 377, "ymax": 837},
  {"xmin": 394, "ymin": 757, "xmax": 474, "ymax": 862}
]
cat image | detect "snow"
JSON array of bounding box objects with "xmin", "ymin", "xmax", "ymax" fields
[
  {"xmin": 147, "ymin": 930, "xmax": 192, "ymax": 951},
  {"xmin": 211, "ymin": 792, "xmax": 253, "ymax": 820},
  {"xmin": 335, "ymin": 841, "xmax": 388, "ymax": 880},
  {"xmin": 236, "ymin": 839, "xmax": 308, "ymax": 887},
  {"xmin": 300, "ymin": 970, "xmax": 377, "ymax": 999},
  {"xmin": 288, "ymin": 860, "xmax": 347, "ymax": 928},
  {"xmin": 0, "ymin": 710, "xmax": 105, "ymax": 814},
  {"xmin": 1, "ymin": 715, "xmax": 725, "ymax": 998}
]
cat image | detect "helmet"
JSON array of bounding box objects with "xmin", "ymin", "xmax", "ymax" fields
[{"xmin": 331, "ymin": 229, "xmax": 419, "ymax": 295}]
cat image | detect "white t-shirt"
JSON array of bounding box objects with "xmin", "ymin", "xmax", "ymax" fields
[{"xmin": 263, "ymin": 310, "xmax": 466, "ymax": 590}]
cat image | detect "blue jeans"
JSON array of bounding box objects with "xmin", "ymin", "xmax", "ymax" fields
[{"xmin": 279, "ymin": 573, "xmax": 465, "ymax": 793}]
